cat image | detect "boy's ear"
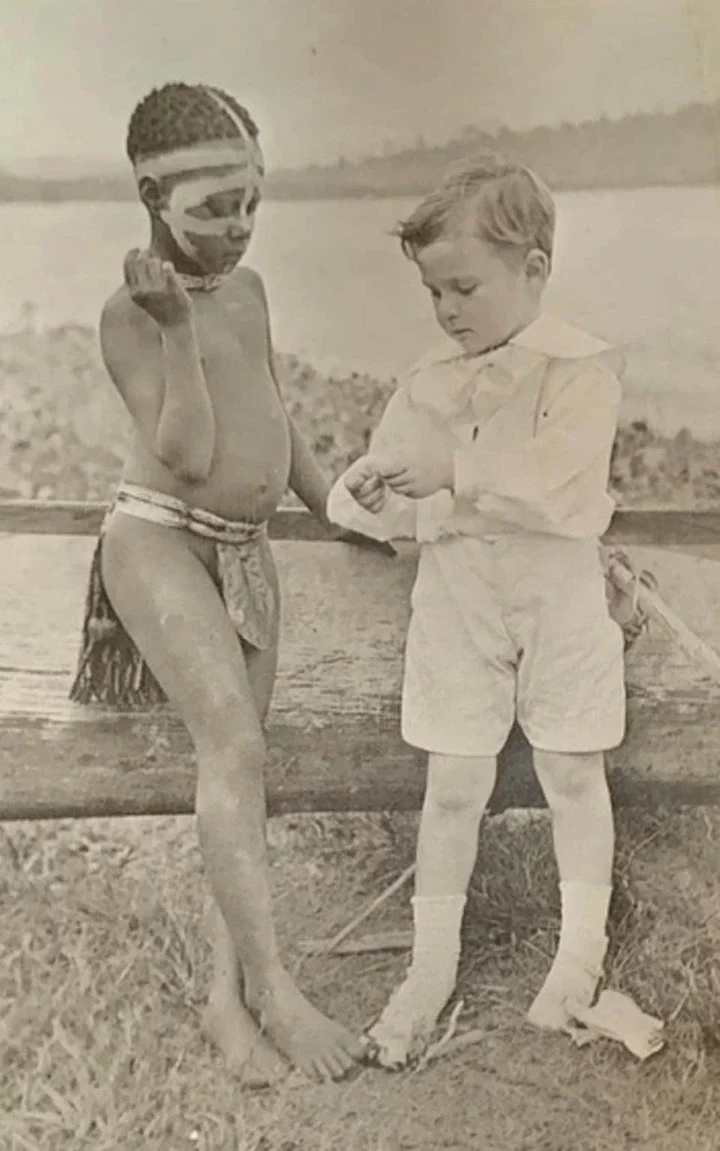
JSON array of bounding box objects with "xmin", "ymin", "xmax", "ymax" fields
[
  {"xmin": 137, "ymin": 175, "xmax": 164, "ymax": 214},
  {"xmin": 525, "ymin": 247, "xmax": 550, "ymax": 284}
]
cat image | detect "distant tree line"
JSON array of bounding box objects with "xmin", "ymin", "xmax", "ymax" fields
[
  {"xmin": 1, "ymin": 100, "xmax": 718, "ymax": 202},
  {"xmin": 265, "ymin": 101, "xmax": 720, "ymax": 197}
]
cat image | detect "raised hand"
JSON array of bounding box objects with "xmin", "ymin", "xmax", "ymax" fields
[{"xmin": 123, "ymin": 249, "xmax": 193, "ymax": 328}]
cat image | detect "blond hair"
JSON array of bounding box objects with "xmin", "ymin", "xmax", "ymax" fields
[{"xmin": 397, "ymin": 151, "xmax": 555, "ymax": 267}]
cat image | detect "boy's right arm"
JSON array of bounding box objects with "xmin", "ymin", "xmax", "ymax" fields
[
  {"xmin": 326, "ymin": 388, "xmax": 419, "ymax": 541},
  {"xmin": 100, "ymin": 252, "xmax": 215, "ymax": 483}
]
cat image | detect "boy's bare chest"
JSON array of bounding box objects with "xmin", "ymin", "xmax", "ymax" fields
[
  {"xmin": 192, "ymin": 298, "xmax": 267, "ymax": 381},
  {"xmin": 185, "ymin": 297, "xmax": 281, "ymax": 425}
]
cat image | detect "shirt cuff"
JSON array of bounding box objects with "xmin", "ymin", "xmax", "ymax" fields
[{"xmin": 326, "ymin": 475, "xmax": 417, "ymax": 541}]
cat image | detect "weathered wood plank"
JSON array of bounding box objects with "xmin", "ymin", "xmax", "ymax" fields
[
  {"xmin": 1, "ymin": 537, "xmax": 720, "ymax": 819},
  {"xmin": 2, "ymin": 500, "xmax": 720, "ymax": 549},
  {"xmin": 605, "ymin": 508, "xmax": 720, "ymax": 549},
  {"xmin": 1, "ymin": 681, "xmax": 720, "ymax": 819}
]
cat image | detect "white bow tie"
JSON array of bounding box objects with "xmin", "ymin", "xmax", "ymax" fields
[{"xmin": 408, "ymin": 351, "xmax": 518, "ymax": 419}]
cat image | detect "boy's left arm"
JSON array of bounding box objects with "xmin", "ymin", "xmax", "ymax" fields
[{"xmin": 283, "ymin": 415, "xmax": 337, "ymax": 530}]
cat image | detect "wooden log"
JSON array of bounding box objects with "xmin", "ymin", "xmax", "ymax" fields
[
  {"xmin": 2, "ymin": 499, "xmax": 720, "ymax": 550},
  {"xmin": 1, "ymin": 536, "xmax": 720, "ymax": 821}
]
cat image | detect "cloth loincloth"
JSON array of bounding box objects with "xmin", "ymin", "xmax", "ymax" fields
[{"xmin": 69, "ymin": 482, "xmax": 277, "ymax": 708}]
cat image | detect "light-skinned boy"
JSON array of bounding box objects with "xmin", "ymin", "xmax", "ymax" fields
[{"xmin": 328, "ymin": 153, "xmax": 626, "ymax": 1067}]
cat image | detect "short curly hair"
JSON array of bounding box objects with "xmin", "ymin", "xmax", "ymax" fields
[
  {"xmin": 126, "ymin": 82, "xmax": 260, "ymax": 165},
  {"xmin": 397, "ymin": 151, "xmax": 555, "ymax": 267}
]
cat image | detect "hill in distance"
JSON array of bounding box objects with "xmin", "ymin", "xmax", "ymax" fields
[{"xmin": 2, "ymin": 100, "xmax": 718, "ymax": 203}]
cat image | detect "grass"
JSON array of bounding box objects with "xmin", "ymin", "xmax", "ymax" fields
[{"xmin": 2, "ymin": 808, "xmax": 720, "ymax": 1150}]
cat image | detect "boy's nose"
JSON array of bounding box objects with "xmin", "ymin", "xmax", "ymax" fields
[
  {"xmin": 438, "ymin": 297, "xmax": 459, "ymax": 323},
  {"xmin": 227, "ymin": 221, "xmax": 250, "ymax": 241}
]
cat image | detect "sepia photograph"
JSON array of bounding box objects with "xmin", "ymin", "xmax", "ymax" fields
[{"xmin": 1, "ymin": 1, "xmax": 719, "ymax": 1148}]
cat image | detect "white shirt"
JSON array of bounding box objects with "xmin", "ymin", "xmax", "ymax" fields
[{"xmin": 328, "ymin": 314, "xmax": 624, "ymax": 543}]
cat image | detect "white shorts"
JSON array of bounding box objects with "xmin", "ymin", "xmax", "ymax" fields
[{"xmin": 401, "ymin": 534, "xmax": 626, "ymax": 757}]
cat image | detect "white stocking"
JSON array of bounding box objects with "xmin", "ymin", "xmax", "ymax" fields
[{"xmin": 369, "ymin": 894, "xmax": 466, "ymax": 1067}]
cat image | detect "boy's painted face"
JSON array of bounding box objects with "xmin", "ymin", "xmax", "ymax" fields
[
  {"xmin": 414, "ymin": 231, "xmax": 547, "ymax": 357},
  {"xmin": 134, "ymin": 91, "xmax": 265, "ymax": 275},
  {"xmin": 161, "ymin": 152, "xmax": 264, "ymax": 274}
]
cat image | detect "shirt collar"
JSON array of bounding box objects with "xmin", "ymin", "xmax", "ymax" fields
[
  {"xmin": 420, "ymin": 314, "xmax": 615, "ymax": 368},
  {"xmin": 405, "ymin": 315, "xmax": 620, "ymax": 418},
  {"xmin": 509, "ymin": 314, "xmax": 613, "ymax": 360}
]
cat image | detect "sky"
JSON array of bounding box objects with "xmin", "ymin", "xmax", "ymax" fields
[{"xmin": 2, "ymin": 0, "xmax": 719, "ymax": 169}]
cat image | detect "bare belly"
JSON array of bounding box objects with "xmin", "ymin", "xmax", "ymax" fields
[{"xmin": 121, "ymin": 377, "xmax": 292, "ymax": 523}]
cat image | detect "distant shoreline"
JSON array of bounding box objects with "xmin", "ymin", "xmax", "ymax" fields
[
  {"xmin": 3, "ymin": 97, "xmax": 719, "ymax": 204},
  {"xmin": 0, "ymin": 179, "xmax": 718, "ymax": 206}
]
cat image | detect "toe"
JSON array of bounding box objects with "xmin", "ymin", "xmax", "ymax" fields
[
  {"xmin": 360, "ymin": 1035, "xmax": 379, "ymax": 1064},
  {"xmin": 330, "ymin": 1055, "xmax": 352, "ymax": 1080},
  {"xmin": 329, "ymin": 1045, "xmax": 355, "ymax": 1077},
  {"xmin": 314, "ymin": 1054, "xmax": 347, "ymax": 1082},
  {"xmin": 341, "ymin": 1045, "xmax": 359, "ymax": 1071},
  {"xmin": 340, "ymin": 1031, "xmax": 367, "ymax": 1062},
  {"xmin": 236, "ymin": 1061, "xmax": 272, "ymax": 1089}
]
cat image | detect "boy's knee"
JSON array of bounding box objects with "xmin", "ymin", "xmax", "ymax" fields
[
  {"xmin": 533, "ymin": 749, "xmax": 605, "ymax": 804},
  {"xmin": 426, "ymin": 786, "xmax": 472, "ymax": 817},
  {"xmin": 425, "ymin": 755, "xmax": 496, "ymax": 817},
  {"xmin": 193, "ymin": 693, "xmax": 266, "ymax": 759},
  {"xmin": 195, "ymin": 727, "xmax": 266, "ymax": 828}
]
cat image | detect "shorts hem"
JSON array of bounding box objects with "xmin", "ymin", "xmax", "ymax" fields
[
  {"xmin": 522, "ymin": 728, "xmax": 626, "ymax": 755},
  {"xmin": 401, "ymin": 728, "xmax": 509, "ymax": 758}
]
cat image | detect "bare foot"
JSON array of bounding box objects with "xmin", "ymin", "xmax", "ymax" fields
[
  {"xmin": 203, "ymin": 993, "xmax": 288, "ymax": 1088},
  {"xmin": 246, "ymin": 967, "xmax": 366, "ymax": 1081},
  {"xmin": 367, "ymin": 970, "xmax": 455, "ymax": 1069}
]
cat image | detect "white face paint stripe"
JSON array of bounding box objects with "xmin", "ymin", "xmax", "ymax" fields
[
  {"xmin": 204, "ymin": 89, "xmax": 252, "ymax": 146},
  {"xmin": 158, "ymin": 164, "xmax": 263, "ymax": 256},
  {"xmin": 166, "ymin": 170, "xmax": 261, "ymax": 215},
  {"xmin": 133, "ymin": 91, "xmax": 263, "ymax": 182},
  {"xmin": 134, "ymin": 145, "xmax": 259, "ymax": 182},
  {"xmin": 161, "ymin": 216, "xmax": 239, "ymax": 238},
  {"xmin": 204, "ymin": 90, "xmax": 265, "ymax": 173}
]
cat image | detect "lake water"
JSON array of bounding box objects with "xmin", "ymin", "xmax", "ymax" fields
[{"xmin": 1, "ymin": 187, "xmax": 718, "ymax": 434}]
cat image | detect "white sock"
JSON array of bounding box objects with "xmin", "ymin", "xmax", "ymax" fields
[
  {"xmin": 557, "ymin": 881, "xmax": 611, "ymax": 959},
  {"xmin": 369, "ymin": 894, "xmax": 466, "ymax": 1064},
  {"xmin": 528, "ymin": 882, "xmax": 611, "ymax": 1030},
  {"xmin": 407, "ymin": 893, "xmax": 466, "ymax": 981}
]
